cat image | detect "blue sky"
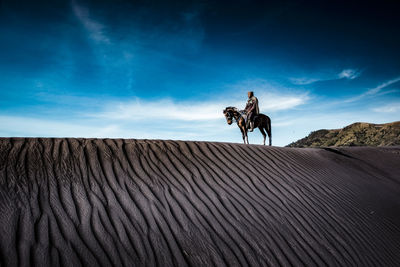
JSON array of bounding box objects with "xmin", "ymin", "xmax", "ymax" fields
[{"xmin": 0, "ymin": 0, "xmax": 399, "ymax": 146}]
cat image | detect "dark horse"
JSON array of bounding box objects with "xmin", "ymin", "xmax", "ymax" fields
[{"xmin": 223, "ymin": 107, "xmax": 272, "ymax": 145}]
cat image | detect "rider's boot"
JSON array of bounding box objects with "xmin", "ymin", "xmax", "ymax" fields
[{"xmin": 249, "ymin": 121, "xmax": 254, "ymax": 132}]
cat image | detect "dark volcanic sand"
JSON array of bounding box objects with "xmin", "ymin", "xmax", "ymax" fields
[{"xmin": 0, "ymin": 138, "xmax": 399, "ymax": 266}]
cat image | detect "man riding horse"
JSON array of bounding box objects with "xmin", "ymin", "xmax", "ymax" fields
[
  {"xmin": 223, "ymin": 91, "xmax": 271, "ymax": 145},
  {"xmin": 245, "ymin": 91, "xmax": 259, "ymax": 132}
]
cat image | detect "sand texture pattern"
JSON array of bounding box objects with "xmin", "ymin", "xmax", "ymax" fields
[{"xmin": 0, "ymin": 138, "xmax": 400, "ymax": 266}]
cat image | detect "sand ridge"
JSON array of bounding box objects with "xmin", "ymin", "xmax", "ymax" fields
[{"xmin": 0, "ymin": 138, "xmax": 399, "ymax": 266}]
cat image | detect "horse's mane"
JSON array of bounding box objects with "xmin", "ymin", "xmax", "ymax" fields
[{"xmin": 223, "ymin": 106, "xmax": 238, "ymax": 113}]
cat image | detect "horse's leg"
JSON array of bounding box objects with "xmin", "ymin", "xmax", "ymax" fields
[
  {"xmin": 259, "ymin": 127, "xmax": 266, "ymax": 145},
  {"xmin": 243, "ymin": 127, "xmax": 249, "ymax": 144},
  {"xmin": 266, "ymin": 118, "xmax": 272, "ymax": 146},
  {"xmin": 240, "ymin": 127, "xmax": 246, "ymax": 144},
  {"xmin": 240, "ymin": 119, "xmax": 249, "ymax": 144}
]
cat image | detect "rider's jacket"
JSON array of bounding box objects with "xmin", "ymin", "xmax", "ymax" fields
[{"xmin": 245, "ymin": 96, "xmax": 259, "ymax": 115}]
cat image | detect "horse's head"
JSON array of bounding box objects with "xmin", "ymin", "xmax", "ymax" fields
[{"xmin": 223, "ymin": 107, "xmax": 237, "ymax": 125}]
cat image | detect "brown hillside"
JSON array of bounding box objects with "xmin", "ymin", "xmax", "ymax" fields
[{"xmin": 287, "ymin": 121, "xmax": 400, "ymax": 147}]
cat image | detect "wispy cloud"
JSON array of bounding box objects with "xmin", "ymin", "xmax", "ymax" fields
[
  {"xmin": 81, "ymin": 78, "xmax": 309, "ymax": 122},
  {"xmin": 372, "ymin": 103, "xmax": 400, "ymax": 113},
  {"xmin": 338, "ymin": 69, "xmax": 361, "ymax": 80},
  {"xmin": 71, "ymin": 0, "xmax": 110, "ymax": 44},
  {"xmin": 345, "ymin": 76, "xmax": 400, "ymax": 103},
  {"xmin": 257, "ymin": 92, "xmax": 309, "ymax": 112},
  {"xmin": 290, "ymin": 77, "xmax": 320, "ymax": 85},
  {"xmin": 91, "ymin": 99, "xmax": 223, "ymax": 121},
  {"xmin": 290, "ymin": 68, "xmax": 361, "ymax": 85},
  {"xmin": 226, "ymin": 78, "xmax": 309, "ymax": 109},
  {"xmin": 0, "ymin": 114, "xmax": 230, "ymax": 140},
  {"xmin": 364, "ymin": 76, "xmax": 400, "ymax": 96},
  {"xmin": 88, "ymin": 91, "xmax": 308, "ymax": 121}
]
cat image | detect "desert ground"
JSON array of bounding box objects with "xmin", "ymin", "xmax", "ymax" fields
[{"xmin": 0, "ymin": 138, "xmax": 399, "ymax": 266}]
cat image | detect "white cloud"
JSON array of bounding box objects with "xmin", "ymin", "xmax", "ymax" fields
[
  {"xmin": 338, "ymin": 69, "xmax": 360, "ymax": 80},
  {"xmin": 0, "ymin": 115, "xmax": 232, "ymax": 141},
  {"xmin": 88, "ymin": 92, "xmax": 308, "ymax": 122},
  {"xmin": 372, "ymin": 103, "xmax": 400, "ymax": 113},
  {"xmin": 258, "ymin": 93, "xmax": 309, "ymax": 111},
  {"xmin": 0, "ymin": 115, "xmax": 116, "ymax": 138},
  {"xmin": 223, "ymin": 78, "xmax": 309, "ymax": 110}
]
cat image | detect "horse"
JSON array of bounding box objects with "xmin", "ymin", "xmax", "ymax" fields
[{"xmin": 223, "ymin": 106, "xmax": 272, "ymax": 145}]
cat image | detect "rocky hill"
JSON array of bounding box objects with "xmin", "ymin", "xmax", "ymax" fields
[{"xmin": 287, "ymin": 121, "xmax": 400, "ymax": 147}]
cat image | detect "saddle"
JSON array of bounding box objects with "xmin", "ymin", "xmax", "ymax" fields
[
  {"xmin": 239, "ymin": 110, "xmax": 247, "ymax": 120},
  {"xmin": 240, "ymin": 110, "xmax": 258, "ymax": 123}
]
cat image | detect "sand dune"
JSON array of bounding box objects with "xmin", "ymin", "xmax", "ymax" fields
[{"xmin": 0, "ymin": 138, "xmax": 399, "ymax": 266}]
